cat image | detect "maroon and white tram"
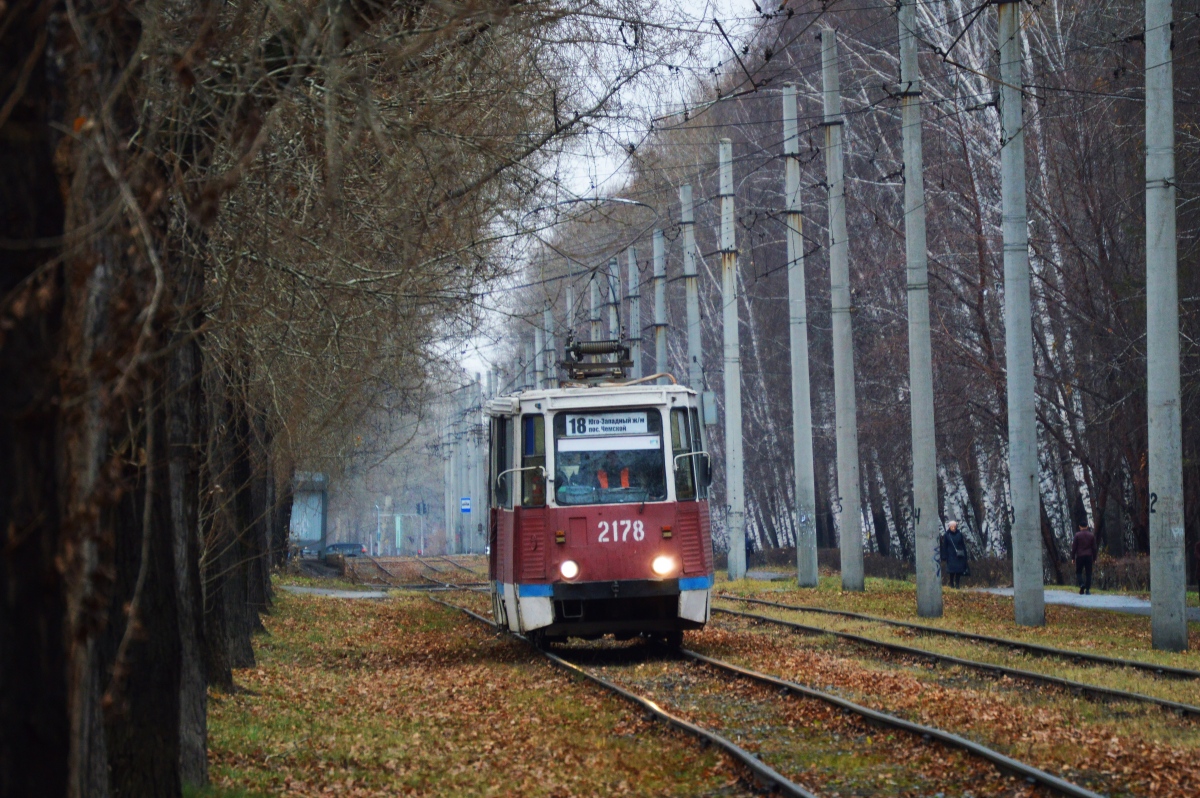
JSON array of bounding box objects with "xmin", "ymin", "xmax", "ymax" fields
[{"xmin": 485, "ymin": 366, "xmax": 714, "ymax": 646}]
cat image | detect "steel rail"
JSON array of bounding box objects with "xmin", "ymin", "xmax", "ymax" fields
[
  {"xmin": 434, "ymin": 555, "xmax": 484, "ymax": 575},
  {"xmin": 681, "ymin": 649, "xmax": 1105, "ymax": 798},
  {"xmin": 429, "ymin": 597, "xmax": 817, "ymax": 798},
  {"xmin": 714, "ymin": 606, "xmax": 1200, "ymax": 718},
  {"xmin": 361, "ymin": 556, "xmax": 487, "ymax": 591},
  {"xmin": 432, "ymin": 597, "xmax": 1105, "ymax": 798},
  {"xmin": 415, "ymin": 556, "xmax": 448, "ymax": 574},
  {"xmin": 717, "ymin": 593, "xmax": 1200, "ymax": 680}
]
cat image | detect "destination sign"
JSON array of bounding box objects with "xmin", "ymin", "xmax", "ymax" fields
[{"xmin": 564, "ymin": 411, "xmax": 648, "ymax": 437}]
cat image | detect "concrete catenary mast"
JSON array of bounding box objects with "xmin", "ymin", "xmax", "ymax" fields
[
  {"xmin": 1145, "ymin": 0, "xmax": 1188, "ymax": 651},
  {"xmin": 627, "ymin": 247, "xmax": 642, "ymax": 378},
  {"xmin": 543, "ymin": 303, "xmax": 556, "ymax": 387},
  {"xmin": 822, "ymin": 28, "xmax": 864, "ymax": 591},
  {"xmin": 782, "ymin": 84, "xmax": 819, "ymax": 588},
  {"xmin": 589, "ymin": 276, "xmax": 601, "ymax": 342},
  {"xmin": 899, "ymin": 0, "xmax": 943, "ymax": 617},
  {"xmin": 719, "ymin": 139, "xmax": 746, "ymax": 582},
  {"xmin": 680, "ymin": 184, "xmax": 704, "ymax": 391},
  {"xmin": 653, "ymin": 229, "xmax": 668, "ymax": 385},
  {"xmin": 534, "ymin": 325, "xmax": 545, "ymax": 390},
  {"xmin": 608, "ymin": 257, "xmax": 621, "ymax": 343},
  {"xmin": 998, "ymin": 1, "xmax": 1044, "ymax": 626}
]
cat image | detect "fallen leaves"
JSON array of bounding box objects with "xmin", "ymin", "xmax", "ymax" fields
[
  {"xmin": 698, "ymin": 617, "xmax": 1200, "ymax": 798},
  {"xmin": 208, "ymin": 590, "xmax": 757, "ymax": 797}
]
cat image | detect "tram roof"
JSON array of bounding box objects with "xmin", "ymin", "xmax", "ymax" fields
[{"xmin": 485, "ymin": 383, "xmax": 697, "ymax": 415}]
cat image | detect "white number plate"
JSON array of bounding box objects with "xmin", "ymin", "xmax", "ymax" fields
[{"xmin": 596, "ymin": 519, "xmax": 646, "ymax": 543}]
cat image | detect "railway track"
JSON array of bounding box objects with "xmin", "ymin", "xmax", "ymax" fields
[
  {"xmin": 432, "ymin": 595, "xmax": 1106, "ymax": 798},
  {"xmin": 431, "ymin": 555, "xmax": 485, "ymax": 575},
  {"xmin": 713, "ymin": 604, "xmax": 1200, "ymax": 718},
  {"xmin": 717, "ymin": 593, "xmax": 1200, "ymax": 679},
  {"xmin": 415, "ymin": 556, "xmax": 448, "ymax": 574}
]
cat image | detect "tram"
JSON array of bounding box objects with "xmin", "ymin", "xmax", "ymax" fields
[{"xmin": 486, "ymin": 339, "xmax": 714, "ymax": 646}]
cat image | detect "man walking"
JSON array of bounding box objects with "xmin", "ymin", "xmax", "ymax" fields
[{"xmin": 1072, "ymin": 521, "xmax": 1097, "ymax": 595}]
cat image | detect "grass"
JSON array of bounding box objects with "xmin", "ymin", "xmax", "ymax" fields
[
  {"xmin": 208, "ymin": 588, "xmax": 755, "ymax": 797},
  {"xmin": 274, "ymin": 571, "xmax": 376, "ymax": 593},
  {"xmin": 717, "ymin": 573, "xmax": 1200, "ymax": 669},
  {"xmin": 690, "ymin": 617, "xmax": 1200, "ymax": 798}
]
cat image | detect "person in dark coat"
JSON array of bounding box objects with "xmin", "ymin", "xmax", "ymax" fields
[
  {"xmin": 940, "ymin": 521, "xmax": 969, "ymax": 588},
  {"xmin": 1072, "ymin": 522, "xmax": 1097, "ymax": 595}
]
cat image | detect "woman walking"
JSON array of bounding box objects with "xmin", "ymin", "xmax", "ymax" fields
[{"xmin": 940, "ymin": 521, "xmax": 970, "ymax": 588}]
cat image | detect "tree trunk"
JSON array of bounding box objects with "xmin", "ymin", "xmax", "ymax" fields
[
  {"xmin": 866, "ymin": 459, "xmax": 890, "ymax": 557},
  {"xmin": 0, "ymin": 6, "xmax": 69, "ymax": 791},
  {"xmin": 1039, "ymin": 499, "xmax": 1065, "ymax": 585}
]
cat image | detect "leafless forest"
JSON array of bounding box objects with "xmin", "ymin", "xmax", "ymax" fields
[
  {"xmin": 2, "ymin": 1, "xmax": 1198, "ymax": 796},
  {"xmin": 1, "ymin": 0, "xmax": 690, "ymax": 794},
  {"xmin": 504, "ymin": 0, "xmax": 1200, "ymax": 582}
]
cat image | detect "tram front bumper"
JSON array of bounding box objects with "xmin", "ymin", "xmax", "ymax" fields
[{"xmin": 510, "ymin": 576, "xmax": 712, "ymax": 634}]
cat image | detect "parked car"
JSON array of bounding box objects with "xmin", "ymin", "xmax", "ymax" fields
[{"xmin": 326, "ymin": 542, "xmax": 366, "ymax": 557}]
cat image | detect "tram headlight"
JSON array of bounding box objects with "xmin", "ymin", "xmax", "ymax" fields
[
  {"xmin": 560, "ymin": 560, "xmax": 579, "ymax": 579},
  {"xmin": 651, "ymin": 555, "xmax": 676, "ymax": 576}
]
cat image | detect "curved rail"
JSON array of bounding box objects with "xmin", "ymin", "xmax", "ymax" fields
[
  {"xmin": 432, "ymin": 597, "xmax": 1106, "ymax": 798},
  {"xmin": 415, "ymin": 557, "xmax": 447, "ymax": 574},
  {"xmin": 429, "ymin": 597, "xmax": 817, "ymax": 798},
  {"xmin": 433, "ymin": 555, "xmax": 485, "ymax": 575},
  {"xmin": 715, "ymin": 606, "xmax": 1200, "ymax": 718},
  {"xmin": 718, "ymin": 593, "xmax": 1200, "ymax": 680}
]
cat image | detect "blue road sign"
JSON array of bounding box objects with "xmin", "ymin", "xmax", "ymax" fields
[{"xmin": 460, "ymin": 497, "xmax": 471, "ymax": 513}]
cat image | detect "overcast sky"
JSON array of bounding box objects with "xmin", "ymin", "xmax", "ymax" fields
[{"xmin": 453, "ymin": 0, "xmax": 762, "ymax": 383}]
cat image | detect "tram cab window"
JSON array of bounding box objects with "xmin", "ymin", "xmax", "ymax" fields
[
  {"xmin": 521, "ymin": 414, "xmax": 546, "ymax": 507},
  {"xmin": 553, "ymin": 409, "xmax": 667, "ymax": 506},
  {"xmin": 491, "ymin": 416, "xmax": 514, "ymax": 508},
  {"xmin": 671, "ymin": 408, "xmax": 697, "ymax": 501}
]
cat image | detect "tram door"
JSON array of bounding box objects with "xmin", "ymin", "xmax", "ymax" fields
[{"xmin": 488, "ymin": 414, "xmax": 514, "ymax": 580}]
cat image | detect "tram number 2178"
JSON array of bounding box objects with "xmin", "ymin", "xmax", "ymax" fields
[{"xmin": 597, "ymin": 519, "xmax": 645, "ymax": 543}]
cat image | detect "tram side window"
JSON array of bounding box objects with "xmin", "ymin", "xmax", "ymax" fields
[
  {"xmin": 521, "ymin": 414, "xmax": 546, "ymax": 507},
  {"xmin": 690, "ymin": 408, "xmax": 710, "ymax": 499},
  {"xmin": 492, "ymin": 416, "xmax": 513, "ymax": 508},
  {"xmin": 671, "ymin": 408, "xmax": 697, "ymax": 501}
]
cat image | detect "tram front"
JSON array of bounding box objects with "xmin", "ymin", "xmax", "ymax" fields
[{"xmin": 487, "ymin": 384, "xmax": 714, "ymax": 646}]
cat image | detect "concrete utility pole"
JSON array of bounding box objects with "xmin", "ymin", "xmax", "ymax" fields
[
  {"xmin": 899, "ymin": 0, "xmax": 943, "ymax": 618},
  {"xmin": 443, "ymin": 443, "xmax": 452, "ymax": 554},
  {"xmin": 589, "ymin": 277, "xmax": 602, "ymax": 342},
  {"xmin": 653, "ymin": 229, "xmax": 669, "ymax": 385},
  {"xmin": 719, "ymin": 139, "xmax": 747, "ymax": 581},
  {"xmin": 535, "ymin": 321, "xmax": 549, "ymax": 386},
  {"xmin": 822, "ymin": 28, "xmax": 864, "ymax": 591},
  {"xmin": 566, "ymin": 282, "xmax": 575, "ymax": 338},
  {"xmin": 475, "ymin": 373, "xmax": 485, "ymax": 552},
  {"xmin": 681, "ymin": 185, "xmax": 704, "ymax": 391},
  {"xmin": 782, "ymin": 84, "xmax": 819, "ymax": 588},
  {"xmin": 534, "ymin": 325, "xmax": 545, "ymax": 389},
  {"xmin": 1146, "ymin": 0, "xmax": 1187, "ymax": 651},
  {"xmin": 608, "ymin": 257, "xmax": 621, "ymax": 343},
  {"xmin": 460, "ymin": 384, "xmax": 472, "ymax": 552},
  {"xmin": 628, "ymin": 248, "xmax": 642, "ymax": 378},
  {"xmin": 998, "ymin": 1, "xmax": 1044, "ymax": 626},
  {"xmin": 448, "ymin": 397, "xmax": 460, "ymax": 554},
  {"xmin": 447, "ymin": 399, "xmax": 456, "ymax": 554},
  {"xmin": 544, "ymin": 304, "xmax": 556, "ymax": 387},
  {"xmin": 458, "ymin": 385, "xmax": 469, "ymax": 552},
  {"xmin": 525, "ymin": 340, "xmax": 536, "ymax": 390}
]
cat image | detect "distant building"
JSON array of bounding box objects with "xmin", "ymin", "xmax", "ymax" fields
[{"xmin": 290, "ymin": 472, "xmax": 328, "ymax": 552}]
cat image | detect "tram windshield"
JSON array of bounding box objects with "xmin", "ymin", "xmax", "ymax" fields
[{"xmin": 553, "ymin": 409, "xmax": 667, "ymax": 505}]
